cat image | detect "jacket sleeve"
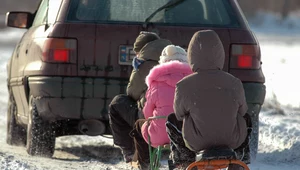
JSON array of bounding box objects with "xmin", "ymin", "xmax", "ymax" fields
[
  {"xmin": 236, "ymin": 79, "xmax": 248, "ymax": 116},
  {"xmin": 143, "ymin": 85, "xmax": 157, "ymax": 119},
  {"xmin": 127, "ymin": 61, "xmax": 157, "ymax": 101},
  {"xmin": 174, "ymin": 85, "xmax": 186, "ymax": 121},
  {"xmin": 126, "ymin": 69, "xmax": 147, "ymax": 101}
]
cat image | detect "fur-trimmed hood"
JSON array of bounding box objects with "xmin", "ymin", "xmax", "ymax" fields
[{"xmin": 146, "ymin": 60, "xmax": 192, "ymax": 87}]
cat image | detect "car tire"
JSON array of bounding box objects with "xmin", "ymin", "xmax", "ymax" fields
[
  {"xmin": 241, "ymin": 104, "xmax": 260, "ymax": 164},
  {"xmin": 249, "ymin": 110, "xmax": 259, "ymax": 161},
  {"xmin": 26, "ymin": 95, "xmax": 55, "ymax": 157},
  {"xmin": 6, "ymin": 94, "xmax": 26, "ymax": 146}
]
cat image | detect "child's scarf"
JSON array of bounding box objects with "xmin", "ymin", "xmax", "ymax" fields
[{"xmin": 132, "ymin": 56, "xmax": 145, "ymax": 70}]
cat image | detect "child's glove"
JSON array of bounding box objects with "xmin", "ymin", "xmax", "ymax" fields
[{"xmin": 132, "ymin": 56, "xmax": 144, "ymax": 70}]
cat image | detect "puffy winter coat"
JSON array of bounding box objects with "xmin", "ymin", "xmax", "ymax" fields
[
  {"xmin": 141, "ymin": 61, "xmax": 192, "ymax": 147},
  {"xmin": 127, "ymin": 39, "xmax": 172, "ymax": 111},
  {"xmin": 174, "ymin": 30, "xmax": 248, "ymax": 151}
]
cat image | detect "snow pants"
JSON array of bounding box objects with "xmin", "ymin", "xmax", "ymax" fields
[
  {"xmin": 109, "ymin": 94, "xmax": 138, "ymax": 153},
  {"xmin": 130, "ymin": 119, "xmax": 152, "ymax": 169},
  {"xmin": 166, "ymin": 113, "xmax": 196, "ymax": 167}
]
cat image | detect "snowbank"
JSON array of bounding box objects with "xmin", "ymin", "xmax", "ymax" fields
[{"xmin": 260, "ymin": 42, "xmax": 300, "ymax": 108}]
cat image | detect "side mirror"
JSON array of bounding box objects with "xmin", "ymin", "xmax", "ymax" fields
[{"xmin": 6, "ymin": 12, "xmax": 34, "ymax": 29}]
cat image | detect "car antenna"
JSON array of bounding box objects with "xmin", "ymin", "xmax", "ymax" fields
[{"xmin": 143, "ymin": 0, "xmax": 185, "ymax": 29}]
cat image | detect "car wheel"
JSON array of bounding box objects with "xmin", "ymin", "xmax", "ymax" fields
[
  {"xmin": 26, "ymin": 95, "xmax": 55, "ymax": 157},
  {"xmin": 6, "ymin": 95, "xmax": 26, "ymax": 146},
  {"xmin": 249, "ymin": 110, "xmax": 259, "ymax": 161},
  {"xmin": 242, "ymin": 103, "xmax": 260, "ymax": 164}
]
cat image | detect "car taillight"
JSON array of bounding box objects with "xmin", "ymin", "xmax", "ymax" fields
[
  {"xmin": 230, "ymin": 44, "xmax": 261, "ymax": 69},
  {"xmin": 42, "ymin": 38, "xmax": 77, "ymax": 63}
]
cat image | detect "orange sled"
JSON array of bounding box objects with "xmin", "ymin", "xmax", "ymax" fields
[{"xmin": 185, "ymin": 147, "xmax": 250, "ymax": 170}]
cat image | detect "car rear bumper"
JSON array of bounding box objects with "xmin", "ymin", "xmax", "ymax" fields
[
  {"xmin": 28, "ymin": 76, "xmax": 127, "ymax": 121},
  {"xmin": 243, "ymin": 82, "xmax": 266, "ymax": 115},
  {"xmin": 243, "ymin": 83, "xmax": 266, "ymax": 105}
]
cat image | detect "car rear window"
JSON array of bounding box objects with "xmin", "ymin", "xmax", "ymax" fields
[{"xmin": 67, "ymin": 0, "xmax": 240, "ymax": 27}]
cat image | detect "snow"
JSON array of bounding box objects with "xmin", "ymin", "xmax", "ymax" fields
[
  {"xmin": 249, "ymin": 11, "xmax": 300, "ymax": 36},
  {"xmin": 1, "ymin": 13, "xmax": 300, "ymax": 169},
  {"xmin": 260, "ymin": 42, "xmax": 300, "ymax": 107},
  {"xmin": 250, "ymin": 12, "xmax": 300, "ymax": 108}
]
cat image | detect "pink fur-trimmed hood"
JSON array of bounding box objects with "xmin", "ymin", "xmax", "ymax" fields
[{"xmin": 146, "ymin": 60, "xmax": 192, "ymax": 87}]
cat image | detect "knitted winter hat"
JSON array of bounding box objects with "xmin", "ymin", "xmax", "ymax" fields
[
  {"xmin": 159, "ymin": 45, "xmax": 188, "ymax": 64},
  {"xmin": 133, "ymin": 31, "xmax": 160, "ymax": 53}
]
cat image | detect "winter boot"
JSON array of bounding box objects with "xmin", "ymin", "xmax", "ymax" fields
[{"xmin": 121, "ymin": 148, "xmax": 135, "ymax": 163}]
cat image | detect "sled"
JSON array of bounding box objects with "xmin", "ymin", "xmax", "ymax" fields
[
  {"xmin": 146, "ymin": 116, "xmax": 250, "ymax": 170},
  {"xmin": 185, "ymin": 146, "xmax": 250, "ymax": 170},
  {"xmin": 185, "ymin": 114, "xmax": 253, "ymax": 170}
]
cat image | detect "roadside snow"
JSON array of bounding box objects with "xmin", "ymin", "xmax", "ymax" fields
[{"xmin": 260, "ymin": 42, "xmax": 300, "ymax": 108}]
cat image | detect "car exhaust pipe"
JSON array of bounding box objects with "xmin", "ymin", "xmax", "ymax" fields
[{"xmin": 78, "ymin": 119, "xmax": 106, "ymax": 136}]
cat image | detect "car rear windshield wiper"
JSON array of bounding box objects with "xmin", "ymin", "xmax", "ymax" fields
[{"xmin": 143, "ymin": 0, "xmax": 186, "ymax": 28}]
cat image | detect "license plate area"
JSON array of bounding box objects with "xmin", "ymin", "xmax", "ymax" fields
[{"xmin": 119, "ymin": 45, "xmax": 135, "ymax": 65}]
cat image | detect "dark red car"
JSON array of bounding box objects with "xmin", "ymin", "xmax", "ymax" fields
[{"xmin": 6, "ymin": 0, "xmax": 265, "ymax": 162}]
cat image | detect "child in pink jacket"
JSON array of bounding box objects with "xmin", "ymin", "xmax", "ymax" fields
[{"xmin": 130, "ymin": 45, "xmax": 193, "ymax": 169}]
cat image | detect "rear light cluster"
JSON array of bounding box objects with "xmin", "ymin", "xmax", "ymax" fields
[
  {"xmin": 42, "ymin": 38, "xmax": 77, "ymax": 63},
  {"xmin": 230, "ymin": 44, "xmax": 261, "ymax": 69}
]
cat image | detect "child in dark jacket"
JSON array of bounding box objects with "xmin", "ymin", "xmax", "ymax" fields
[
  {"xmin": 109, "ymin": 32, "xmax": 171, "ymax": 163},
  {"xmin": 166, "ymin": 30, "xmax": 250, "ymax": 170}
]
